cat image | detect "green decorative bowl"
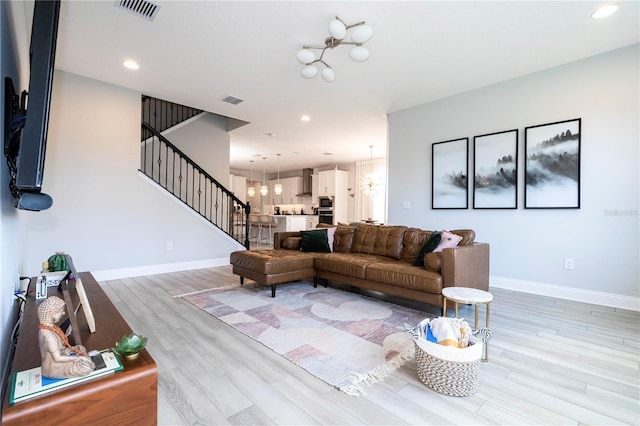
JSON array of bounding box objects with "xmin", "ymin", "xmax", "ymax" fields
[{"xmin": 113, "ymin": 333, "xmax": 148, "ymax": 359}]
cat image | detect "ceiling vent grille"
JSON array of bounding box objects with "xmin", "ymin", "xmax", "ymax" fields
[
  {"xmin": 115, "ymin": 0, "xmax": 161, "ymax": 22},
  {"xmin": 222, "ymin": 95, "xmax": 244, "ymax": 105}
]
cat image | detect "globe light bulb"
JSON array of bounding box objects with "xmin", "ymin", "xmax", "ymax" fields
[
  {"xmin": 296, "ymin": 48, "xmax": 315, "ymax": 64},
  {"xmin": 321, "ymin": 67, "xmax": 335, "ymax": 82},
  {"xmin": 328, "ymin": 18, "xmax": 347, "ymax": 39},
  {"xmin": 301, "ymin": 64, "xmax": 318, "ymax": 79},
  {"xmin": 350, "ymin": 25, "xmax": 373, "ymax": 43},
  {"xmin": 349, "ymin": 46, "xmax": 369, "ymax": 62}
]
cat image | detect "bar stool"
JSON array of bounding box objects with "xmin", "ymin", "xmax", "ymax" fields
[
  {"xmin": 259, "ymin": 214, "xmax": 276, "ymax": 246},
  {"xmin": 248, "ymin": 213, "xmax": 261, "ymax": 245}
]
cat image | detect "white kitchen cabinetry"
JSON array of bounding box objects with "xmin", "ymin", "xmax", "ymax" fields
[
  {"xmin": 317, "ymin": 170, "xmax": 347, "ymax": 196},
  {"xmin": 306, "ymin": 215, "xmax": 319, "ymax": 229},
  {"xmin": 273, "ymin": 215, "xmax": 307, "ymax": 232},
  {"xmin": 311, "ymin": 173, "xmax": 319, "ymax": 204},
  {"xmin": 270, "ymin": 177, "xmax": 302, "ymax": 205}
]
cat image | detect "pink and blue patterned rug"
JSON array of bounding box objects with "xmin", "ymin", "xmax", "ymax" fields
[{"xmin": 181, "ymin": 281, "xmax": 433, "ymax": 395}]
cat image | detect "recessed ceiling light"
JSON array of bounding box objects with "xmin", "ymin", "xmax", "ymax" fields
[
  {"xmin": 591, "ymin": 4, "xmax": 619, "ymax": 19},
  {"xmin": 301, "ymin": 115, "xmax": 310, "ymax": 122},
  {"xmin": 123, "ymin": 60, "xmax": 140, "ymax": 70}
]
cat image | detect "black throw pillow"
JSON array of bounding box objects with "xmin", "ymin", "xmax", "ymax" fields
[
  {"xmin": 300, "ymin": 229, "xmax": 331, "ymax": 253},
  {"xmin": 413, "ymin": 231, "xmax": 441, "ymax": 266}
]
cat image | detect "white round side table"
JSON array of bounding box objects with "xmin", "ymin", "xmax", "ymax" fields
[{"xmin": 442, "ymin": 287, "xmax": 493, "ymax": 361}]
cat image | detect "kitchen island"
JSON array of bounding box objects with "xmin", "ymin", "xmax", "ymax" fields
[{"xmin": 272, "ymin": 215, "xmax": 318, "ymax": 232}]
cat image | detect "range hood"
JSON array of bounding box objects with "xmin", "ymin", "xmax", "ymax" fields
[{"xmin": 296, "ymin": 168, "xmax": 313, "ymax": 197}]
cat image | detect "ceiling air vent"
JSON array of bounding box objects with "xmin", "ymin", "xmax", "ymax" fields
[
  {"xmin": 115, "ymin": 0, "xmax": 161, "ymax": 22},
  {"xmin": 222, "ymin": 95, "xmax": 244, "ymax": 106}
]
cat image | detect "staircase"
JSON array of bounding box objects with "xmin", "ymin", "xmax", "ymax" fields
[{"xmin": 139, "ymin": 97, "xmax": 250, "ymax": 248}]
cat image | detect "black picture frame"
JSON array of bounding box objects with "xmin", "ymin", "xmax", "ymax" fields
[
  {"xmin": 473, "ymin": 129, "xmax": 518, "ymax": 209},
  {"xmin": 432, "ymin": 138, "xmax": 468, "ymax": 209},
  {"xmin": 525, "ymin": 118, "xmax": 581, "ymax": 209}
]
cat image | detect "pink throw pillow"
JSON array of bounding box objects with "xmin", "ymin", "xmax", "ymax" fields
[
  {"xmin": 327, "ymin": 226, "xmax": 337, "ymax": 252},
  {"xmin": 433, "ymin": 230, "xmax": 462, "ymax": 252}
]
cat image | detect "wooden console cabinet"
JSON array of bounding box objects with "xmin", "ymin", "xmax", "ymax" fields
[{"xmin": 1, "ymin": 272, "xmax": 157, "ymax": 425}]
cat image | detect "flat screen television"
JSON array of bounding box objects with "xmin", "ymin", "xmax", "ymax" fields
[{"xmin": 4, "ymin": 0, "xmax": 60, "ymax": 211}]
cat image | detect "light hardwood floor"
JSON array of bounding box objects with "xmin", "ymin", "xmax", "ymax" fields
[{"xmin": 99, "ymin": 266, "xmax": 639, "ymax": 425}]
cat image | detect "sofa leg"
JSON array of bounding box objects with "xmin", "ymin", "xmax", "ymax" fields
[
  {"xmin": 240, "ymin": 276, "xmax": 244, "ymax": 286},
  {"xmin": 313, "ymin": 277, "xmax": 318, "ymax": 288},
  {"xmin": 271, "ymin": 285, "xmax": 276, "ymax": 298},
  {"xmin": 323, "ymin": 278, "xmax": 328, "ymax": 288}
]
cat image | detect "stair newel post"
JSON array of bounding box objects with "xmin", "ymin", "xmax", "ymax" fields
[{"xmin": 244, "ymin": 202, "xmax": 251, "ymax": 249}]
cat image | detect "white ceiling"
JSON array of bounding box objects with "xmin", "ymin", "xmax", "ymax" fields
[{"xmin": 49, "ymin": 1, "xmax": 638, "ymax": 173}]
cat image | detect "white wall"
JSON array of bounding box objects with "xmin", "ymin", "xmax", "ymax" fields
[
  {"xmin": 388, "ymin": 45, "xmax": 639, "ymax": 307},
  {"xmin": 22, "ymin": 71, "xmax": 243, "ymax": 279},
  {"xmin": 164, "ymin": 112, "xmax": 230, "ymax": 186}
]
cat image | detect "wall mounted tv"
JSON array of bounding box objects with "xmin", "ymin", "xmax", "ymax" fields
[{"xmin": 3, "ymin": 0, "xmax": 60, "ymax": 211}]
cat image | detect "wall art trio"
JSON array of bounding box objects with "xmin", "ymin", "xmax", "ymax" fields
[{"xmin": 431, "ymin": 118, "xmax": 581, "ymax": 210}]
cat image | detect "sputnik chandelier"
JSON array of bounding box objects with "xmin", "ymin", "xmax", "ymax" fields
[{"xmin": 296, "ymin": 16, "xmax": 373, "ymax": 82}]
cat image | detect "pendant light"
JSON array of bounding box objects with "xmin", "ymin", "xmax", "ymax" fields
[
  {"xmin": 274, "ymin": 154, "xmax": 283, "ymax": 195},
  {"xmin": 260, "ymin": 157, "xmax": 268, "ymax": 196},
  {"xmin": 361, "ymin": 145, "xmax": 380, "ymax": 196},
  {"xmin": 247, "ymin": 160, "xmax": 255, "ymax": 197}
]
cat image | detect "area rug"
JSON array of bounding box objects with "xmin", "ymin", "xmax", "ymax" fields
[{"xmin": 181, "ymin": 281, "xmax": 432, "ymax": 395}]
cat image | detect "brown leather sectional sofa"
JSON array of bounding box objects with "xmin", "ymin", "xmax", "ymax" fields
[{"xmin": 229, "ymin": 224, "xmax": 489, "ymax": 310}]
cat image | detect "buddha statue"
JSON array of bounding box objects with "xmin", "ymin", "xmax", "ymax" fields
[{"xmin": 37, "ymin": 296, "xmax": 95, "ymax": 378}]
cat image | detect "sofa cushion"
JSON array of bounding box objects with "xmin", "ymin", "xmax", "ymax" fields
[
  {"xmin": 424, "ymin": 252, "xmax": 442, "ymax": 272},
  {"xmin": 365, "ymin": 262, "xmax": 443, "ymax": 293},
  {"xmin": 372, "ymin": 226, "xmax": 408, "ymax": 260},
  {"xmin": 433, "ymin": 230, "xmax": 463, "ymax": 252},
  {"xmin": 413, "ymin": 231, "xmax": 441, "ymax": 266},
  {"xmin": 333, "ymin": 225, "xmax": 356, "ymax": 253},
  {"xmin": 314, "ymin": 253, "xmax": 388, "ymax": 279},
  {"xmin": 351, "ymin": 224, "xmax": 379, "ymax": 254},
  {"xmin": 400, "ymin": 228, "xmax": 433, "ymax": 264},
  {"xmin": 449, "ymin": 229, "xmax": 475, "ymax": 246},
  {"xmin": 282, "ymin": 237, "xmax": 301, "ymax": 250},
  {"xmin": 300, "ymin": 229, "xmax": 331, "ymax": 253}
]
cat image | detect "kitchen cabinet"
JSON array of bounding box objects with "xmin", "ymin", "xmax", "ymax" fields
[
  {"xmin": 270, "ymin": 177, "xmax": 302, "ymax": 205},
  {"xmin": 317, "ymin": 170, "xmax": 347, "ymax": 196},
  {"xmin": 273, "ymin": 215, "xmax": 307, "ymax": 232},
  {"xmin": 306, "ymin": 215, "xmax": 319, "ymax": 229},
  {"xmin": 311, "ymin": 173, "xmax": 319, "ymax": 204}
]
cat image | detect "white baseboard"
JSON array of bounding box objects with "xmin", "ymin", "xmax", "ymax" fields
[
  {"xmin": 91, "ymin": 258, "xmax": 230, "ymax": 282},
  {"xmin": 91, "ymin": 266, "xmax": 639, "ymax": 312},
  {"xmin": 491, "ymin": 276, "xmax": 640, "ymax": 312}
]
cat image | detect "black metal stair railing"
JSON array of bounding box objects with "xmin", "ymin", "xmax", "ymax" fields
[
  {"xmin": 140, "ymin": 123, "xmax": 250, "ymax": 248},
  {"xmin": 141, "ymin": 96, "xmax": 203, "ymax": 137}
]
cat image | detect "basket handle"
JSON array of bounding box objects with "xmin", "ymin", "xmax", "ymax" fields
[
  {"xmin": 404, "ymin": 324, "xmax": 421, "ymax": 339},
  {"xmin": 472, "ymin": 327, "xmax": 492, "ymax": 343}
]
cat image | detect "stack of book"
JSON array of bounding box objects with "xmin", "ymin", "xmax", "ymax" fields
[{"xmin": 10, "ymin": 350, "xmax": 123, "ymax": 404}]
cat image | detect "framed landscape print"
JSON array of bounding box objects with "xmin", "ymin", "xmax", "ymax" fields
[
  {"xmin": 473, "ymin": 129, "xmax": 518, "ymax": 209},
  {"xmin": 432, "ymin": 138, "xmax": 468, "ymax": 209},
  {"xmin": 525, "ymin": 118, "xmax": 581, "ymax": 209}
]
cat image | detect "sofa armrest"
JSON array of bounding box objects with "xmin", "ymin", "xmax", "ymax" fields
[
  {"xmin": 441, "ymin": 243, "xmax": 490, "ymax": 291},
  {"xmin": 273, "ymin": 231, "xmax": 301, "ymax": 249}
]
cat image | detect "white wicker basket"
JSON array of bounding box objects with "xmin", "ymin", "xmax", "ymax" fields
[{"xmin": 406, "ymin": 320, "xmax": 490, "ymax": 397}]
